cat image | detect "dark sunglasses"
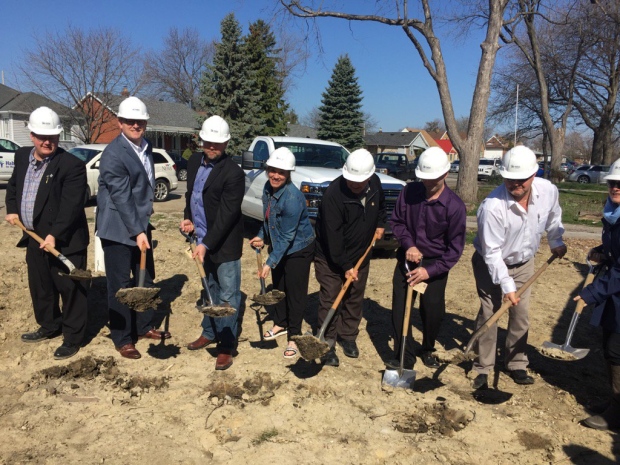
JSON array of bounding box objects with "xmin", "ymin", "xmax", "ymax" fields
[
  {"xmin": 506, "ymin": 177, "xmax": 531, "ymax": 184},
  {"xmin": 607, "ymin": 180, "xmax": 620, "ymax": 188},
  {"xmin": 121, "ymin": 118, "xmax": 146, "ymax": 126}
]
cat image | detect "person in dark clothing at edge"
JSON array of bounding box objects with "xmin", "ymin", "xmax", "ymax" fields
[
  {"xmin": 388, "ymin": 147, "xmax": 466, "ymax": 370},
  {"xmin": 575, "ymin": 158, "xmax": 620, "ymax": 431},
  {"xmin": 314, "ymin": 148, "xmax": 385, "ymax": 367}
]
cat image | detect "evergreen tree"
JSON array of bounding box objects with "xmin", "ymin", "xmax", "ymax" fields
[
  {"xmin": 198, "ymin": 13, "xmax": 264, "ymax": 155},
  {"xmin": 317, "ymin": 55, "xmax": 365, "ymax": 150},
  {"xmin": 245, "ymin": 20, "xmax": 289, "ymax": 136}
]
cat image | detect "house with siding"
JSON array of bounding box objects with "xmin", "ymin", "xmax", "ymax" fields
[
  {"xmin": 484, "ymin": 135, "xmax": 509, "ymax": 159},
  {"xmin": 78, "ymin": 91, "xmax": 200, "ymax": 154},
  {"xmin": 364, "ymin": 130, "xmax": 431, "ymax": 160},
  {"xmin": 0, "ymin": 83, "xmax": 80, "ymax": 148}
]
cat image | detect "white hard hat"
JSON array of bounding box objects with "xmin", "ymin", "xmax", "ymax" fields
[
  {"xmin": 28, "ymin": 106, "xmax": 63, "ymax": 135},
  {"xmin": 343, "ymin": 149, "xmax": 375, "ymax": 182},
  {"xmin": 199, "ymin": 115, "xmax": 231, "ymax": 143},
  {"xmin": 499, "ymin": 146, "xmax": 538, "ymax": 179},
  {"xmin": 415, "ymin": 147, "xmax": 450, "ymax": 180},
  {"xmin": 605, "ymin": 159, "xmax": 620, "ymax": 181},
  {"xmin": 117, "ymin": 96, "xmax": 149, "ymax": 120},
  {"xmin": 266, "ymin": 147, "xmax": 296, "ymax": 171}
]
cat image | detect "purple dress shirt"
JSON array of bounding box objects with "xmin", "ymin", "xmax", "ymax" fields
[{"xmin": 390, "ymin": 182, "xmax": 466, "ymax": 278}]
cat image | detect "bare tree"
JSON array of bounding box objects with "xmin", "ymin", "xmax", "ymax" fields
[
  {"xmin": 143, "ymin": 27, "xmax": 215, "ymax": 109},
  {"xmin": 18, "ymin": 25, "xmax": 144, "ymax": 144},
  {"xmin": 277, "ymin": 0, "xmax": 512, "ymax": 203},
  {"xmin": 423, "ymin": 118, "xmax": 446, "ymax": 134}
]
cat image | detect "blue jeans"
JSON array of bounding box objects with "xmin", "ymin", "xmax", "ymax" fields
[{"xmin": 201, "ymin": 257, "xmax": 241, "ymax": 350}]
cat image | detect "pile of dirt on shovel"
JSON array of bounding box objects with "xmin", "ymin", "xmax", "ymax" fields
[{"xmin": 116, "ymin": 287, "xmax": 161, "ymax": 312}]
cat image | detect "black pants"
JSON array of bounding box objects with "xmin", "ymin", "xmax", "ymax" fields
[
  {"xmin": 315, "ymin": 255, "xmax": 370, "ymax": 345},
  {"xmin": 603, "ymin": 329, "xmax": 620, "ymax": 366},
  {"xmin": 391, "ymin": 258, "xmax": 448, "ymax": 361},
  {"xmin": 26, "ymin": 239, "xmax": 89, "ymax": 346},
  {"xmin": 101, "ymin": 236, "xmax": 157, "ymax": 347},
  {"xmin": 271, "ymin": 241, "xmax": 314, "ymax": 340}
]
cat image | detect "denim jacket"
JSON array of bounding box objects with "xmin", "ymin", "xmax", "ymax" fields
[{"xmin": 257, "ymin": 181, "xmax": 315, "ymax": 269}]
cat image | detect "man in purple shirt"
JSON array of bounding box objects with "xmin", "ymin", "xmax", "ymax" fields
[{"xmin": 389, "ymin": 147, "xmax": 466, "ymax": 369}]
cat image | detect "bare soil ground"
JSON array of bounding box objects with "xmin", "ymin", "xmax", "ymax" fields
[{"xmin": 0, "ymin": 210, "xmax": 619, "ymax": 465}]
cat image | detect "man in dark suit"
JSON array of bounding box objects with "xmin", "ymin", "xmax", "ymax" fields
[
  {"xmin": 96, "ymin": 96, "xmax": 170, "ymax": 360},
  {"xmin": 181, "ymin": 115, "xmax": 245, "ymax": 371},
  {"xmin": 5, "ymin": 106, "xmax": 89, "ymax": 360}
]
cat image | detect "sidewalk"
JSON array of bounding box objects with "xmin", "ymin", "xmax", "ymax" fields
[{"xmin": 466, "ymin": 216, "xmax": 601, "ymax": 240}]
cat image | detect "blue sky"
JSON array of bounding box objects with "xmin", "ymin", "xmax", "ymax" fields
[{"xmin": 0, "ymin": 0, "xmax": 489, "ymax": 132}]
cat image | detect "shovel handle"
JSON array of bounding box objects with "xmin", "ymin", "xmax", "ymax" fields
[
  {"xmin": 465, "ymin": 253, "xmax": 558, "ymax": 355},
  {"xmin": 185, "ymin": 235, "xmax": 216, "ymax": 305},
  {"xmin": 137, "ymin": 243, "xmax": 147, "ymax": 287},
  {"xmin": 316, "ymin": 235, "xmax": 378, "ymax": 340},
  {"xmin": 401, "ymin": 285, "xmax": 415, "ymax": 338},
  {"xmin": 13, "ymin": 218, "xmax": 76, "ymax": 271},
  {"xmin": 255, "ymin": 247, "xmax": 267, "ymax": 295},
  {"xmin": 575, "ymin": 269, "xmax": 596, "ymax": 315}
]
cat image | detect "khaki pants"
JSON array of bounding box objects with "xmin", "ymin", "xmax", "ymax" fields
[{"xmin": 471, "ymin": 251, "xmax": 534, "ymax": 374}]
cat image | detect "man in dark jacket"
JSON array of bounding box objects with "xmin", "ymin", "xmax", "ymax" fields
[
  {"xmin": 181, "ymin": 115, "xmax": 245, "ymax": 371},
  {"xmin": 5, "ymin": 106, "xmax": 89, "ymax": 360},
  {"xmin": 314, "ymin": 148, "xmax": 385, "ymax": 367}
]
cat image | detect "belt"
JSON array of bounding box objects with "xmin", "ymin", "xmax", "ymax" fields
[{"xmin": 506, "ymin": 260, "xmax": 530, "ymax": 269}]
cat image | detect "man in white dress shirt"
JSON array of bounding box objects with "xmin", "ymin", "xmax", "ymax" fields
[{"xmin": 471, "ymin": 146, "xmax": 567, "ymax": 389}]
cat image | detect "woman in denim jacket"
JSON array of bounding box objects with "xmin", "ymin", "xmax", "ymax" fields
[{"xmin": 249, "ymin": 147, "xmax": 315, "ymax": 359}]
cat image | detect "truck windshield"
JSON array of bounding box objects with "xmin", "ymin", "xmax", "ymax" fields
[
  {"xmin": 376, "ymin": 154, "xmax": 402, "ymax": 165},
  {"xmin": 274, "ymin": 142, "xmax": 348, "ymax": 169}
]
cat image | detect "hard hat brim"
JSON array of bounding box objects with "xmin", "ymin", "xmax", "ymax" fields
[
  {"xmin": 499, "ymin": 166, "xmax": 538, "ymax": 179},
  {"xmin": 342, "ymin": 166, "xmax": 375, "ymax": 182},
  {"xmin": 28, "ymin": 124, "xmax": 63, "ymax": 136},
  {"xmin": 199, "ymin": 131, "xmax": 231, "ymax": 143},
  {"xmin": 415, "ymin": 164, "xmax": 449, "ymax": 180}
]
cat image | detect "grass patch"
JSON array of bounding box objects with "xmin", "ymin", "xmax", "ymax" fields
[
  {"xmin": 252, "ymin": 428, "xmax": 279, "ymax": 445},
  {"xmin": 467, "ymin": 183, "xmax": 607, "ymax": 226}
]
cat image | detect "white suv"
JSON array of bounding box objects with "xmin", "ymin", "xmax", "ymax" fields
[
  {"xmin": 0, "ymin": 138, "xmax": 20, "ymax": 181},
  {"xmin": 68, "ymin": 144, "xmax": 178, "ymax": 202},
  {"xmin": 477, "ymin": 158, "xmax": 501, "ymax": 181}
]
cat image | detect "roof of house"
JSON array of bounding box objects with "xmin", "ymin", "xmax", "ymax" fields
[
  {"xmin": 83, "ymin": 93, "xmax": 200, "ymax": 131},
  {"xmin": 365, "ymin": 131, "xmax": 420, "ymax": 147},
  {"xmin": 0, "ymin": 83, "xmax": 76, "ymax": 118},
  {"xmin": 436, "ymin": 139, "xmax": 455, "ymax": 154},
  {"xmin": 486, "ymin": 135, "xmax": 508, "ymax": 150},
  {"xmin": 286, "ymin": 124, "xmax": 317, "ymax": 139}
]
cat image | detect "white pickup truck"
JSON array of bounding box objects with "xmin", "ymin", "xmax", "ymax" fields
[{"xmin": 240, "ymin": 136, "xmax": 406, "ymax": 250}]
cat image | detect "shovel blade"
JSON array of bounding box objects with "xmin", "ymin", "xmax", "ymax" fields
[
  {"xmin": 382, "ymin": 368, "xmax": 416, "ymax": 389},
  {"xmin": 540, "ymin": 341, "xmax": 589, "ymax": 361}
]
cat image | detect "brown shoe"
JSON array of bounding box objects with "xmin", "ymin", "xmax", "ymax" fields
[
  {"xmin": 215, "ymin": 350, "xmax": 233, "ymax": 370},
  {"xmin": 138, "ymin": 328, "xmax": 172, "ymax": 340},
  {"xmin": 116, "ymin": 343, "xmax": 141, "ymax": 359},
  {"xmin": 187, "ymin": 335, "xmax": 215, "ymax": 351}
]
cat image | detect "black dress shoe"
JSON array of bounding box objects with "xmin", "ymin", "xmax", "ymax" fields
[
  {"xmin": 21, "ymin": 328, "xmax": 62, "ymax": 343},
  {"xmin": 54, "ymin": 343, "xmax": 80, "ymax": 360},
  {"xmin": 385, "ymin": 358, "xmax": 415, "ymax": 370},
  {"xmin": 339, "ymin": 340, "xmax": 359, "ymax": 358},
  {"xmin": 509, "ymin": 369, "xmax": 534, "ymax": 385},
  {"xmin": 321, "ymin": 348, "xmax": 340, "ymax": 367},
  {"xmin": 472, "ymin": 374, "xmax": 488, "ymax": 389},
  {"xmin": 421, "ymin": 351, "xmax": 440, "ymax": 369}
]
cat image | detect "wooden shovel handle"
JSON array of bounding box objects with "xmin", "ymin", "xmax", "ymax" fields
[
  {"xmin": 13, "ymin": 218, "xmax": 62, "ymax": 258},
  {"xmin": 465, "ymin": 253, "xmax": 558, "ymax": 355},
  {"xmin": 575, "ymin": 269, "xmax": 596, "ymax": 315},
  {"xmin": 401, "ymin": 285, "xmax": 415, "ymax": 338}
]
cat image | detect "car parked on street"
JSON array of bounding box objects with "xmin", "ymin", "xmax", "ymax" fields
[
  {"xmin": 0, "ymin": 138, "xmax": 20, "ymax": 181},
  {"xmin": 68, "ymin": 144, "xmax": 178, "ymax": 202},
  {"xmin": 169, "ymin": 152, "xmax": 189, "ymax": 181},
  {"xmin": 566, "ymin": 164, "xmax": 609, "ymax": 184},
  {"xmin": 449, "ymin": 160, "xmax": 459, "ymax": 173},
  {"xmin": 477, "ymin": 158, "xmax": 501, "ymax": 181}
]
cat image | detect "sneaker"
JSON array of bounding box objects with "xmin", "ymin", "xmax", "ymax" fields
[{"xmin": 54, "ymin": 343, "xmax": 80, "ymax": 360}]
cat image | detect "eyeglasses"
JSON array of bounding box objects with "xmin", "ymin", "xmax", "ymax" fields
[
  {"xmin": 607, "ymin": 180, "xmax": 620, "ymax": 189},
  {"xmin": 32, "ymin": 133, "xmax": 59, "ymax": 141},
  {"xmin": 121, "ymin": 119, "xmax": 146, "ymax": 126}
]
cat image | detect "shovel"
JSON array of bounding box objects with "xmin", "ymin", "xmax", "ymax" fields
[
  {"xmin": 540, "ymin": 257, "xmax": 597, "ymax": 361},
  {"xmin": 180, "ymin": 230, "xmax": 236, "ymax": 318},
  {"xmin": 13, "ymin": 219, "xmax": 92, "ymax": 280},
  {"xmin": 382, "ymin": 261, "xmax": 421, "ymax": 390},
  {"xmin": 250, "ymin": 247, "xmax": 285, "ymax": 306},
  {"xmin": 293, "ymin": 235, "xmax": 378, "ymax": 361},
  {"xmin": 464, "ymin": 253, "xmax": 558, "ymax": 357},
  {"xmin": 115, "ymin": 243, "xmax": 161, "ymax": 312}
]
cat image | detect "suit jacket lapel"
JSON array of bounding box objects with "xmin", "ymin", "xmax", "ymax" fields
[
  {"xmin": 203, "ymin": 156, "xmax": 226, "ymax": 192},
  {"xmin": 33, "ymin": 152, "xmax": 62, "ymax": 220}
]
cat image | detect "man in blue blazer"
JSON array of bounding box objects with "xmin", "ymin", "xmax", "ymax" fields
[
  {"xmin": 181, "ymin": 115, "xmax": 245, "ymax": 370},
  {"xmin": 96, "ymin": 96, "xmax": 170, "ymax": 359},
  {"xmin": 5, "ymin": 107, "xmax": 89, "ymax": 360}
]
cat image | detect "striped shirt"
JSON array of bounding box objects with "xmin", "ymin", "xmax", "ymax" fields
[{"xmin": 21, "ymin": 149, "xmax": 54, "ymax": 230}]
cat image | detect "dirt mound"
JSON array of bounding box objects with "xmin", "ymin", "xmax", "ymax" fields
[
  {"xmin": 392, "ymin": 402, "xmax": 475, "ymax": 437},
  {"xmin": 206, "ymin": 372, "xmax": 282, "ymax": 405}
]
